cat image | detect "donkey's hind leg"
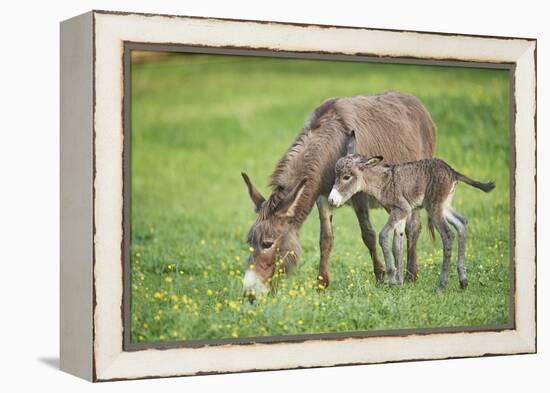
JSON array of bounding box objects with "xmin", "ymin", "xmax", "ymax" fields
[
  {"xmin": 405, "ymin": 211, "xmax": 421, "ymax": 282},
  {"xmin": 392, "ymin": 215, "xmax": 408, "ymax": 284},
  {"xmin": 445, "ymin": 210, "xmax": 468, "ymax": 289},
  {"xmin": 431, "ymin": 209, "xmax": 455, "ymax": 293}
]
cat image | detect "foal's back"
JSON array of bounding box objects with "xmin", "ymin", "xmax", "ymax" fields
[{"xmin": 389, "ymin": 159, "xmax": 458, "ymax": 211}]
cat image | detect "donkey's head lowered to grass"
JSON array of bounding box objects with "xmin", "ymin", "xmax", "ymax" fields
[{"xmin": 241, "ymin": 173, "xmax": 308, "ymax": 300}]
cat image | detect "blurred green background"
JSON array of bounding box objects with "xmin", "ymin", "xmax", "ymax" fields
[{"xmin": 130, "ymin": 52, "xmax": 510, "ymax": 343}]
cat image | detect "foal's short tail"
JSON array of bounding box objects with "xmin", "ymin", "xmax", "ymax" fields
[{"xmin": 455, "ymin": 172, "xmax": 496, "ymax": 193}]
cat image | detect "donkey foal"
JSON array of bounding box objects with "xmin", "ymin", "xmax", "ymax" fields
[{"xmin": 328, "ymin": 135, "xmax": 495, "ymax": 292}]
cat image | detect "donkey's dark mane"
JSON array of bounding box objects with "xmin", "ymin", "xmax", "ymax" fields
[{"xmin": 267, "ymin": 99, "xmax": 348, "ymax": 225}]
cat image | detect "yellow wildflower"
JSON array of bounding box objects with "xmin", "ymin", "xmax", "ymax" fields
[
  {"xmin": 154, "ymin": 314, "xmax": 161, "ymax": 321},
  {"xmin": 207, "ymin": 289, "xmax": 213, "ymax": 296},
  {"xmin": 153, "ymin": 291, "xmax": 163, "ymax": 300},
  {"xmin": 165, "ymin": 277, "xmax": 173, "ymax": 283},
  {"xmin": 231, "ymin": 330, "xmax": 239, "ymax": 338}
]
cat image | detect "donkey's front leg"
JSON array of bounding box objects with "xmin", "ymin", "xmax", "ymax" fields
[
  {"xmin": 379, "ymin": 209, "xmax": 408, "ymax": 285},
  {"xmin": 351, "ymin": 193, "xmax": 385, "ymax": 282},
  {"xmin": 392, "ymin": 216, "xmax": 408, "ymax": 284},
  {"xmin": 316, "ymin": 196, "xmax": 333, "ymax": 289}
]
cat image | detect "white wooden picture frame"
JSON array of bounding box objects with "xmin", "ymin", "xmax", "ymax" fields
[{"xmin": 60, "ymin": 10, "xmax": 536, "ymax": 381}]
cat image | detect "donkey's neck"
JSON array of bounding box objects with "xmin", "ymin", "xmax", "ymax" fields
[
  {"xmin": 361, "ymin": 167, "xmax": 392, "ymax": 203},
  {"xmin": 269, "ymin": 128, "xmax": 341, "ymax": 227}
]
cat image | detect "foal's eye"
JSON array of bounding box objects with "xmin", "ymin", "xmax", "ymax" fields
[
  {"xmin": 261, "ymin": 241, "xmax": 274, "ymax": 249},
  {"xmin": 343, "ymin": 175, "xmax": 351, "ymax": 181}
]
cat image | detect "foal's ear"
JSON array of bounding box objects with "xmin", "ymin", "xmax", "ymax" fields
[
  {"xmin": 358, "ymin": 155, "xmax": 383, "ymax": 169},
  {"xmin": 276, "ymin": 178, "xmax": 308, "ymax": 218},
  {"xmin": 241, "ymin": 172, "xmax": 266, "ymax": 212},
  {"xmin": 346, "ymin": 129, "xmax": 357, "ymax": 155}
]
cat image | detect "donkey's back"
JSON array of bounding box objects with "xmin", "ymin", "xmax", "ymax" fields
[
  {"xmin": 307, "ymin": 92, "xmax": 436, "ymax": 196},
  {"xmin": 335, "ymin": 92, "xmax": 436, "ymax": 163}
]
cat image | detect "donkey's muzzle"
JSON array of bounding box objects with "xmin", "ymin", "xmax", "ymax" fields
[
  {"xmin": 242, "ymin": 269, "xmax": 268, "ymax": 302},
  {"xmin": 328, "ymin": 188, "xmax": 344, "ymax": 207},
  {"xmin": 243, "ymin": 292, "xmax": 256, "ymax": 304}
]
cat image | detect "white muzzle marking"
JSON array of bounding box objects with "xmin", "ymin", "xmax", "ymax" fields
[
  {"xmin": 328, "ymin": 188, "xmax": 345, "ymax": 207},
  {"xmin": 242, "ymin": 269, "xmax": 268, "ymax": 296}
]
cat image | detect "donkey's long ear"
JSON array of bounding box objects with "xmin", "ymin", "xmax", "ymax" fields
[
  {"xmin": 241, "ymin": 172, "xmax": 266, "ymax": 212},
  {"xmin": 358, "ymin": 155, "xmax": 383, "ymax": 169},
  {"xmin": 276, "ymin": 178, "xmax": 308, "ymax": 218},
  {"xmin": 346, "ymin": 129, "xmax": 357, "ymax": 155}
]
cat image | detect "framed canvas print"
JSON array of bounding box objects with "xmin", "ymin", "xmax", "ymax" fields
[{"xmin": 60, "ymin": 10, "xmax": 537, "ymax": 381}]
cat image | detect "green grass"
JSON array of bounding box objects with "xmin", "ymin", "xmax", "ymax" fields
[{"xmin": 130, "ymin": 53, "xmax": 511, "ymax": 343}]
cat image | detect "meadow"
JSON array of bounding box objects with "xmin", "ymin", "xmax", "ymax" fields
[{"xmin": 129, "ymin": 53, "xmax": 511, "ymax": 343}]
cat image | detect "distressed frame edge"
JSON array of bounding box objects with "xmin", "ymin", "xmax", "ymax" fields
[
  {"xmin": 59, "ymin": 10, "xmax": 95, "ymax": 381},
  {"xmin": 89, "ymin": 11, "xmax": 537, "ymax": 382}
]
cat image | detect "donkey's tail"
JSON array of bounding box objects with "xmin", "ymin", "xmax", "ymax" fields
[{"xmin": 455, "ymin": 171, "xmax": 495, "ymax": 193}]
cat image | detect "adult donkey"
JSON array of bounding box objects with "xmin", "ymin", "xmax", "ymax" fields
[{"xmin": 241, "ymin": 91, "xmax": 436, "ymax": 298}]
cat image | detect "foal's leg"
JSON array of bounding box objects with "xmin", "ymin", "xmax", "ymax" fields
[
  {"xmin": 431, "ymin": 209, "xmax": 455, "ymax": 293},
  {"xmin": 445, "ymin": 210, "xmax": 468, "ymax": 289},
  {"xmin": 352, "ymin": 193, "xmax": 385, "ymax": 282},
  {"xmin": 392, "ymin": 214, "xmax": 409, "ymax": 284},
  {"xmin": 379, "ymin": 209, "xmax": 408, "ymax": 285},
  {"xmin": 316, "ymin": 196, "xmax": 334, "ymax": 289},
  {"xmin": 405, "ymin": 211, "xmax": 421, "ymax": 282}
]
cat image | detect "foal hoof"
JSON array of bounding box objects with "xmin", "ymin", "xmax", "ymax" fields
[
  {"xmin": 460, "ymin": 279, "xmax": 469, "ymax": 289},
  {"xmin": 435, "ymin": 286, "xmax": 445, "ymax": 294}
]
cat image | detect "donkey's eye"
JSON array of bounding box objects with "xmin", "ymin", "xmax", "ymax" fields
[
  {"xmin": 343, "ymin": 175, "xmax": 351, "ymax": 181},
  {"xmin": 261, "ymin": 241, "xmax": 274, "ymax": 249}
]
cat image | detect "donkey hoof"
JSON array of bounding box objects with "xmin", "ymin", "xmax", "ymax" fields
[
  {"xmin": 316, "ymin": 274, "xmax": 330, "ymax": 291},
  {"xmin": 435, "ymin": 286, "xmax": 445, "ymax": 294},
  {"xmin": 405, "ymin": 273, "xmax": 418, "ymax": 283},
  {"xmin": 374, "ymin": 269, "xmax": 385, "ymax": 283},
  {"xmin": 460, "ymin": 279, "xmax": 469, "ymax": 289}
]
